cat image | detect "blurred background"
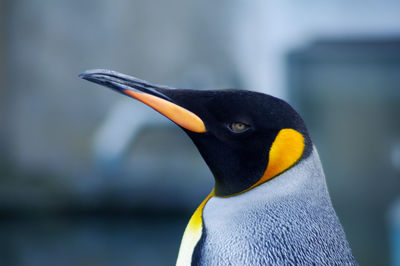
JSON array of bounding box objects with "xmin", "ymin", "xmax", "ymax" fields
[{"xmin": 1, "ymin": 0, "xmax": 400, "ymax": 265}]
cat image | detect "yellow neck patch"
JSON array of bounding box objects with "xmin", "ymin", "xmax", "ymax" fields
[
  {"xmin": 176, "ymin": 189, "xmax": 215, "ymax": 266},
  {"xmin": 255, "ymin": 128, "xmax": 304, "ymax": 188},
  {"xmin": 233, "ymin": 128, "xmax": 304, "ymax": 195}
]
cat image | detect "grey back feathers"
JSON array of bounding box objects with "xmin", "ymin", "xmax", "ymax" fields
[{"xmin": 199, "ymin": 146, "xmax": 357, "ymax": 265}]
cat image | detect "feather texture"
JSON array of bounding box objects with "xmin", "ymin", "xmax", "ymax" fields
[{"xmin": 198, "ymin": 147, "xmax": 357, "ymax": 265}]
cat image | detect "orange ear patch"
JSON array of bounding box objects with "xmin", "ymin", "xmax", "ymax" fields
[{"xmin": 249, "ymin": 128, "xmax": 305, "ymax": 190}]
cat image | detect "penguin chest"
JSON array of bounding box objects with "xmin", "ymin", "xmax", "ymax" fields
[
  {"xmin": 177, "ymin": 151, "xmax": 356, "ymax": 265},
  {"xmin": 200, "ymin": 196, "xmax": 270, "ymax": 265},
  {"xmin": 199, "ymin": 194, "xmax": 356, "ymax": 265},
  {"xmin": 176, "ymin": 192, "xmax": 214, "ymax": 266}
]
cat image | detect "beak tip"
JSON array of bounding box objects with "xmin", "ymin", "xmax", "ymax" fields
[
  {"xmin": 78, "ymin": 72, "xmax": 87, "ymax": 79},
  {"xmin": 79, "ymin": 69, "xmax": 112, "ymax": 80}
]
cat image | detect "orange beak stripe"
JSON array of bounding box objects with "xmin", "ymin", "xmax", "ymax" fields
[{"xmin": 123, "ymin": 89, "xmax": 206, "ymax": 133}]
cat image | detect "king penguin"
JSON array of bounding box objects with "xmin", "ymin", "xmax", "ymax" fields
[{"xmin": 80, "ymin": 69, "xmax": 357, "ymax": 265}]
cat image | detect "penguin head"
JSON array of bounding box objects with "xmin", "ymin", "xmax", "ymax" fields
[{"xmin": 80, "ymin": 70, "xmax": 312, "ymax": 197}]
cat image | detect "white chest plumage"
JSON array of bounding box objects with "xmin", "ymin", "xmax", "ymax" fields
[
  {"xmin": 176, "ymin": 191, "xmax": 214, "ymax": 266},
  {"xmin": 177, "ymin": 148, "xmax": 355, "ymax": 265}
]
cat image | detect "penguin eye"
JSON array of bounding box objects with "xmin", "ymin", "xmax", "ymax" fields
[{"xmin": 228, "ymin": 122, "xmax": 250, "ymax": 133}]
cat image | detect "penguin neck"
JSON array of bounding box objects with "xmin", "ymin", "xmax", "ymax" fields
[
  {"xmin": 214, "ymin": 128, "xmax": 311, "ymax": 197},
  {"xmin": 199, "ymin": 147, "xmax": 355, "ymax": 265},
  {"xmin": 205, "ymin": 146, "xmax": 330, "ymax": 219},
  {"xmin": 177, "ymin": 147, "xmax": 328, "ymax": 266},
  {"xmin": 239, "ymin": 145, "xmax": 327, "ymax": 201}
]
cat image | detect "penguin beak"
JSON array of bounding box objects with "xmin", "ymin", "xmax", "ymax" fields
[{"xmin": 79, "ymin": 69, "xmax": 206, "ymax": 133}]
